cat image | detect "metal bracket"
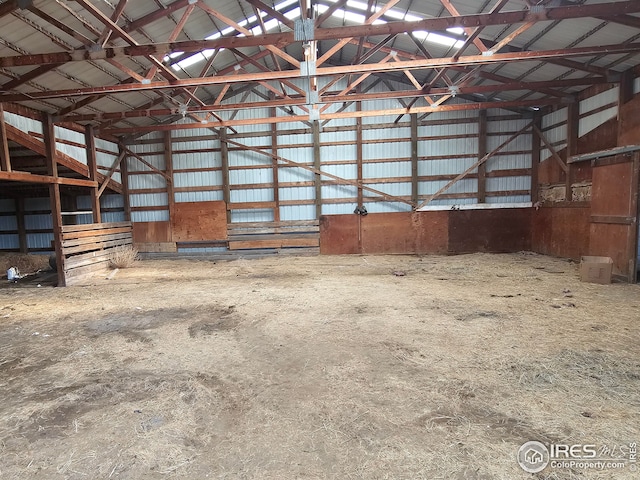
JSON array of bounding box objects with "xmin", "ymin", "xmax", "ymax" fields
[
  {"xmin": 529, "ymin": 5, "xmax": 546, "ymax": 14},
  {"xmin": 306, "ymin": 90, "xmax": 319, "ymax": 105},
  {"xmin": 294, "ymin": 18, "xmax": 315, "ymax": 42},
  {"xmin": 309, "ymin": 106, "xmax": 320, "ymax": 122},
  {"xmin": 301, "ymin": 60, "xmax": 316, "ymax": 77},
  {"xmin": 86, "ymin": 43, "xmax": 103, "ymax": 53}
]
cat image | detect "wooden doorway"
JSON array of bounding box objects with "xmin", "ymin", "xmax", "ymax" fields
[{"xmin": 589, "ymin": 152, "xmax": 640, "ymax": 283}]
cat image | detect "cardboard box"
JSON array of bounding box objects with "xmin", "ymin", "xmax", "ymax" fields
[{"xmin": 580, "ymin": 256, "xmax": 613, "ymax": 284}]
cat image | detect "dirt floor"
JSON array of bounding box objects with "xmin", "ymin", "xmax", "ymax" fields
[{"xmin": 0, "ymin": 252, "xmax": 639, "ymax": 479}]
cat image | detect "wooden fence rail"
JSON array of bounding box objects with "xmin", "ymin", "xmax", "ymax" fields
[{"xmin": 61, "ymin": 221, "xmax": 133, "ymax": 285}]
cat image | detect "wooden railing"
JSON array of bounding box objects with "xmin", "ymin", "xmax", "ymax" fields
[{"xmin": 61, "ymin": 221, "xmax": 133, "ymax": 285}]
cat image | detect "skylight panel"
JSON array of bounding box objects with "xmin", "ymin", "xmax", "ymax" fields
[
  {"xmin": 447, "ymin": 27, "xmax": 465, "ymax": 35},
  {"xmin": 172, "ymin": 53, "xmax": 207, "ymax": 71},
  {"xmin": 275, "ymin": 0, "xmax": 298, "ymax": 10},
  {"xmin": 346, "ymin": 0, "xmax": 370, "ymax": 11},
  {"xmin": 284, "ymin": 7, "xmax": 301, "ymax": 19}
]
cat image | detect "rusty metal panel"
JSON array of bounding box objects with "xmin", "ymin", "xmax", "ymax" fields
[
  {"xmin": 591, "ymin": 162, "xmax": 633, "ymax": 217},
  {"xmin": 319, "ymin": 214, "xmax": 359, "ymax": 254},
  {"xmin": 449, "ymin": 208, "xmax": 531, "ymax": 253},
  {"xmin": 361, "ymin": 212, "xmax": 415, "ymax": 254},
  {"xmin": 532, "ymin": 206, "xmax": 591, "ymax": 261},
  {"xmin": 589, "ymin": 224, "xmax": 633, "ymax": 277},
  {"xmin": 320, "ymin": 211, "xmax": 449, "ymax": 255},
  {"xmin": 618, "ymin": 94, "xmax": 640, "ymax": 146},
  {"xmin": 589, "ymin": 161, "xmax": 638, "ymax": 278}
]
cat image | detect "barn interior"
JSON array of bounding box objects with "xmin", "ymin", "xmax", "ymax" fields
[
  {"xmin": 0, "ymin": 1, "xmax": 640, "ymax": 478},
  {"xmin": 0, "ymin": 0, "xmax": 639, "ymax": 285}
]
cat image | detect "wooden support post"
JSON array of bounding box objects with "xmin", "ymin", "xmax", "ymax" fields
[
  {"xmin": 531, "ymin": 114, "xmax": 541, "ymax": 204},
  {"xmin": 410, "ymin": 113, "xmax": 419, "ymax": 206},
  {"xmin": 220, "ymin": 127, "xmax": 231, "ymax": 223},
  {"xmin": 164, "ymin": 131, "xmax": 175, "ymax": 235},
  {"xmin": 566, "ymin": 101, "xmax": 579, "ymax": 201},
  {"xmin": 16, "ymin": 196, "xmax": 27, "ymax": 253},
  {"xmin": 0, "ymin": 103, "xmax": 11, "ymax": 172},
  {"xmin": 119, "ymin": 145, "xmax": 131, "ymax": 221},
  {"xmin": 357, "ymin": 103, "xmax": 364, "ymax": 207},
  {"xmin": 630, "ymin": 152, "xmax": 640, "ymax": 283},
  {"xmin": 477, "ymin": 110, "xmax": 487, "ymax": 203},
  {"xmin": 270, "ymin": 104, "xmax": 280, "ymax": 222},
  {"xmin": 629, "ymin": 153, "xmax": 639, "ymax": 283},
  {"xmin": 43, "ymin": 114, "xmax": 65, "ymax": 287},
  {"xmin": 85, "ymin": 125, "xmax": 102, "ymax": 223},
  {"xmin": 312, "ymin": 120, "xmax": 322, "ymax": 219},
  {"xmin": 619, "ymin": 69, "xmax": 634, "ymax": 106}
]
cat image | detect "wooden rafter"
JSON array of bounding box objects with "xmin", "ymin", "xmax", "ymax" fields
[
  {"xmin": 106, "ymin": 97, "xmax": 563, "ymax": 134},
  {"xmin": 1, "ymin": 41, "xmax": 632, "ymax": 103},
  {"xmin": 57, "ymin": 76, "xmax": 606, "ymax": 124},
  {"xmin": 133, "ymin": 3, "xmax": 640, "ymax": 55}
]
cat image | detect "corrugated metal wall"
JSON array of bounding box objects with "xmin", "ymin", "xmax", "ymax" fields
[
  {"xmin": 95, "ymin": 137, "xmax": 122, "ymax": 184},
  {"xmin": 541, "ymin": 107, "xmax": 567, "ymax": 163},
  {"xmin": 0, "ymin": 198, "xmax": 18, "ymax": 251},
  {"xmin": 127, "ymin": 139, "xmax": 169, "ymax": 223},
  {"xmin": 579, "ymin": 86, "xmax": 619, "ymax": 137},
  {"xmin": 486, "ymin": 115, "xmax": 532, "ymax": 204},
  {"xmin": 55, "ymin": 125, "xmax": 87, "ymax": 166},
  {"xmin": 3, "ymin": 111, "xmax": 42, "ymax": 135},
  {"xmin": 123, "ymin": 80, "xmax": 538, "ymax": 224}
]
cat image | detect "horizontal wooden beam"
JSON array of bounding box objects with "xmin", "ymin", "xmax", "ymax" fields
[
  {"xmin": 2, "ymin": 1, "xmax": 638, "ymax": 68},
  {"xmin": 106, "ymin": 98, "xmax": 561, "ymax": 134},
  {"xmin": 59, "ymin": 76, "xmax": 603, "ymax": 123},
  {"xmin": 1, "ymin": 41, "xmax": 632, "ymax": 103},
  {"xmin": 0, "ymin": 170, "xmax": 98, "ymax": 187}
]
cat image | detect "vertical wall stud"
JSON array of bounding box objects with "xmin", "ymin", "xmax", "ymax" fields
[
  {"xmin": 477, "ymin": 110, "xmax": 487, "ymax": 203},
  {"xmin": 411, "ymin": 113, "xmax": 419, "ymax": 206},
  {"xmin": 119, "ymin": 145, "xmax": 131, "ymax": 222},
  {"xmin": 164, "ymin": 131, "xmax": 175, "ymax": 236},
  {"xmin": 220, "ymin": 127, "xmax": 231, "ymax": 223},
  {"xmin": 43, "ymin": 113, "xmax": 65, "ymax": 287},
  {"xmin": 531, "ymin": 114, "xmax": 541, "ymax": 204},
  {"xmin": 85, "ymin": 125, "xmax": 102, "ymax": 223},
  {"xmin": 356, "ymin": 92, "xmax": 364, "ymax": 208},
  {"xmin": 270, "ymin": 104, "xmax": 280, "ymax": 222},
  {"xmin": 566, "ymin": 100, "xmax": 579, "ymax": 201},
  {"xmin": 312, "ymin": 120, "xmax": 322, "ymax": 219},
  {"xmin": 0, "ymin": 104, "xmax": 11, "ymax": 172}
]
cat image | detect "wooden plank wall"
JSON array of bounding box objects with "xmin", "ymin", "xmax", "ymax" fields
[
  {"xmin": 61, "ymin": 221, "xmax": 133, "ymax": 285},
  {"xmin": 531, "ymin": 205, "xmax": 591, "ymax": 260},
  {"xmin": 320, "ymin": 210, "xmax": 527, "ymax": 255},
  {"xmin": 589, "ymin": 159, "xmax": 639, "ymax": 279}
]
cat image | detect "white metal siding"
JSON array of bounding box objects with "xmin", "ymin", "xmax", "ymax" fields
[
  {"xmin": 55, "ymin": 125, "xmax": 87, "ymax": 165},
  {"xmin": 579, "ymin": 86, "xmax": 619, "ymax": 137},
  {"xmin": 541, "ymin": 107, "xmax": 568, "ymax": 162},
  {"xmin": 3, "ymin": 111, "xmax": 42, "ymax": 134}
]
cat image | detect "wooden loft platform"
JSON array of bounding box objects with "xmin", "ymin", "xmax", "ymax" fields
[{"xmin": 0, "ymin": 105, "xmax": 122, "ymax": 197}]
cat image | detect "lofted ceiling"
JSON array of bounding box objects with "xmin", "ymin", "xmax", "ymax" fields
[{"xmin": 0, "ymin": 0, "xmax": 639, "ymax": 139}]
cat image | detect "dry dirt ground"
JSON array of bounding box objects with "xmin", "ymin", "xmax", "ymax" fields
[{"xmin": 0, "ymin": 252, "xmax": 639, "ymax": 479}]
